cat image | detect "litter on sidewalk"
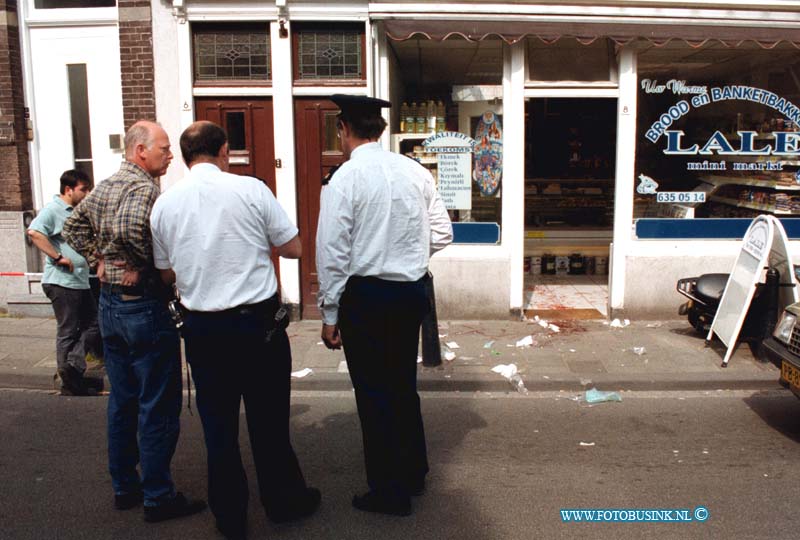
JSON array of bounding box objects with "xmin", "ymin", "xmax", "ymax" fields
[
  {"xmin": 490, "ymin": 363, "xmax": 529, "ymax": 394},
  {"xmin": 483, "ymin": 340, "xmax": 495, "ymax": 349},
  {"xmin": 632, "ymin": 346, "xmax": 647, "ymax": 355},
  {"xmin": 515, "ymin": 335, "xmax": 534, "ymax": 348},
  {"xmin": 608, "ymin": 318, "xmax": 631, "ymax": 328},
  {"xmin": 443, "ymin": 349, "xmax": 456, "ymax": 361},
  {"xmin": 291, "ymin": 368, "xmax": 314, "ymax": 379},
  {"xmin": 584, "ymin": 388, "xmax": 622, "ymax": 403},
  {"xmin": 579, "ymin": 441, "xmax": 596, "ymax": 447},
  {"xmin": 445, "ymin": 341, "xmax": 460, "ymax": 349}
]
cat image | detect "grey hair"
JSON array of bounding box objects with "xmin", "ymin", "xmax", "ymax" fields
[{"xmin": 124, "ymin": 121, "xmax": 158, "ymax": 156}]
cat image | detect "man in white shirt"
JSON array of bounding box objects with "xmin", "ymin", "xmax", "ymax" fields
[
  {"xmin": 316, "ymin": 94, "xmax": 452, "ymax": 517},
  {"xmin": 150, "ymin": 121, "xmax": 320, "ymax": 540}
]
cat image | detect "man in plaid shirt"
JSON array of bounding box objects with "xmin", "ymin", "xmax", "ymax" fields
[{"xmin": 63, "ymin": 121, "xmax": 206, "ymax": 523}]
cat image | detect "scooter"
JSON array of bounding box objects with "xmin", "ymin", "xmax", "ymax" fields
[{"xmin": 677, "ymin": 268, "xmax": 782, "ymax": 358}]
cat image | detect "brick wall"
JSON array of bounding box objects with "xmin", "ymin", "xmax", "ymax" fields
[
  {"xmin": 118, "ymin": 0, "xmax": 155, "ymax": 130},
  {"xmin": 0, "ymin": 1, "xmax": 31, "ymax": 212}
]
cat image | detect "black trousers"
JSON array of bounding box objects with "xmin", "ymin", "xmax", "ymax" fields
[
  {"xmin": 183, "ymin": 297, "xmax": 307, "ymax": 529},
  {"xmin": 338, "ymin": 275, "xmax": 430, "ymax": 496}
]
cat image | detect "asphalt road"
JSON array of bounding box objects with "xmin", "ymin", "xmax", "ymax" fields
[{"xmin": 2, "ymin": 388, "xmax": 800, "ymax": 540}]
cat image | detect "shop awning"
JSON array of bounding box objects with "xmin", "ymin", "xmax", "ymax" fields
[{"xmin": 379, "ymin": 18, "xmax": 800, "ymax": 49}]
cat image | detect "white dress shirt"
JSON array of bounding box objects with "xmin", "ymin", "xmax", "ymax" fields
[
  {"xmin": 316, "ymin": 142, "xmax": 453, "ymax": 325},
  {"xmin": 150, "ymin": 163, "xmax": 298, "ymax": 311}
]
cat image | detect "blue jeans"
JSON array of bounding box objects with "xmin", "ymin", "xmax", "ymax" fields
[{"xmin": 99, "ymin": 290, "xmax": 182, "ymax": 506}]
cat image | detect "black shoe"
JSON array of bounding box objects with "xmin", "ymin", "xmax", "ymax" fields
[
  {"xmin": 82, "ymin": 375, "xmax": 104, "ymax": 395},
  {"xmin": 267, "ymin": 487, "xmax": 321, "ymax": 523},
  {"xmin": 58, "ymin": 366, "xmax": 88, "ymax": 396},
  {"xmin": 216, "ymin": 520, "xmax": 247, "ymax": 540},
  {"xmin": 114, "ymin": 490, "xmax": 143, "ymax": 510},
  {"xmin": 352, "ymin": 491, "xmax": 411, "ymax": 517},
  {"xmin": 143, "ymin": 492, "xmax": 207, "ymax": 523}
]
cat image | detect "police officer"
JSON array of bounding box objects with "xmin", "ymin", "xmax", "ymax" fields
[
  {"xmin": 150, "ymin": 121, "xmax": 320, "ymax": 540},
  {"xmin": 316, "ymin": 94, "xmax": 453, "ymax": 516}
]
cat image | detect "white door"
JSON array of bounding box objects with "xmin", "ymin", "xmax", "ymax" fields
[{"xmin": 29, "ymin": 25, "xmax": 123, "ymax": 201}]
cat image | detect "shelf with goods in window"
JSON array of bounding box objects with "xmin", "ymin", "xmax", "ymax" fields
[{"xmin": 699, "ymin": 177, "xmax": 800, "ymax": 216}]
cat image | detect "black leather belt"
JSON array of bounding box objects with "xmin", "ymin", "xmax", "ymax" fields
[
  {"xmin": 183, "ymin": 294, "xmax": 279, "ymax": 318},
  {"xmin": 100, "ymin": 282, "xmax": 146, "ymax": 296}
]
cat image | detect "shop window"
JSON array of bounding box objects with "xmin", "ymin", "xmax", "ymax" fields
[
  {"xmin": 67, "ymin": 63, "xmax": 94, "ymax": 183},
  {"xmin": 293, "ymin": 23, "xmax": 365, "ymax": 83},
  {"xmin": 635, "ymin": 41, "xmax": 800, "ymax": 223},
  {"xmin": 34, "ymin": 0, "xmax": 114, "ymax": 7},
  {"xmin": 192, "ymin": 24, "xmax": 270, "ymax": 83},
  {"xmin": 387, "ymin": 37, "xmax": 504, "ymax": 242},
  {"xmin": 526, "ymin": 38, "xmax": 614, "ymax": 83}
]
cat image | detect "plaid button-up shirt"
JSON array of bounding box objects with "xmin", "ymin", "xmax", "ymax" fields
[{"xmin": 63, "ymin": 161, "xmax": 160, "ymax": 286}]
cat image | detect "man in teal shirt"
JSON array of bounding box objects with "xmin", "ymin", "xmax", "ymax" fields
[{"xmin": 27, "ymin": 169, "xmax": 102, "ymax": 395}]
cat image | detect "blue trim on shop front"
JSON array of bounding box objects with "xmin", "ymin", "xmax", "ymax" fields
[
  {"xmin": 452, "ymin": 222, "xmax": 501, "ymax": 244},
  {"xmin": 635, "ymin": 218, "xmax": 800, "ymax": 239}
]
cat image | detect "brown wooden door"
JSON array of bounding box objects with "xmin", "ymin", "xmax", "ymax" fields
[
  {"xmin": 295, "ymin": 98, "xmax": 344, "ymax": 319},
  {"xmin": 194, "ymin": 98, "xmax": 275, "ymax": 190},
  {"xmin": 194, "ymin": 97, "xmax": 281, "ymax": 281}
]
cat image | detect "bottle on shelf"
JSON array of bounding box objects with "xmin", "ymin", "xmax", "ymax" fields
[
  {"xmin": 436, "ymin": 101, "xmax": 446, "ymax": 133},
  {"xmin": 427, "ymin": 100, "xmax": 437, "ymax": 133},
  {"xmin": 399, "ymin": 102, "xmax": 410, "ymax": 133},
  {"xmin": 415, "ymin": 101, "xmax": 427, "ymax": 134},
  {"xmin": 406, "ymin": 102, "xmax": 418, "ymax": 134}
]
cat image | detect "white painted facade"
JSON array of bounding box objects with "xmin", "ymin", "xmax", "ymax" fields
[
  {"xmin": 12, "ymin": 0, "xmax": 800, "ymax": 318},
  {"xmin": 153, "ymin": 0, "xmax": 800, "ymax": 318}
]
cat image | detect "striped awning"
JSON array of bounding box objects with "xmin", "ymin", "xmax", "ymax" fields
[{"xmin": 380, "ymin": 18, "xmax": 800, "ymax": 49}]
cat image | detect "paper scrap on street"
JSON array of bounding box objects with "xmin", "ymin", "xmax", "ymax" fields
[
  {"xmin": 443, "ymin": 350, "xmax": 456, "ymax": 361},
  {"xmin": 548, "ymin": 324, "xmax": 560, "ymax": 332},
  {"xmin": 538, "ymin": 320, "xmax": 549, "ymax": 328},
  {"xmin": 632, "ymin": 346, "xmax": 646, "ymax": 355},
  {"xmin": 585, "ymin": 387, "xmax": 622, "ymax": 403},
  {"xmin": 516, "ymin": 335, "xmax": 534, "ymax": 348},
  {"xmin": 291, "ymin": 368, "xmax": 314, "ymax": 379},
  {"xmin": 337, "ymin": 361, "xmax": 349, "ymax": 373},
  {"xmin": 609, "ymin": 318, "xmax": 631, "ymax": 328},
  {"xmin": 491, "ymin": 363, "xmax": 518, "ymax": 378},
  {"xmin": 483, "ymin": 340, "xmax": 495, "ymax": 349},
  {"xmin": 579, "ymin": 442, "xmax": 595, "ymax": 447},
  {"xmin": 446, "ymin": 341, "xmax": 460, "ymax": 349}
]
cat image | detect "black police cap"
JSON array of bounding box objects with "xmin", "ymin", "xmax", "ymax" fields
[{"xmin": 330, "ymin": 94, "xmax": 391, "ymax": 117}]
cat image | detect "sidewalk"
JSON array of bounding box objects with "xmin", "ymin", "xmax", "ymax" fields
[{"xmin": 0, "ymin": 314, "xmax": 782, "ymax": 394}]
